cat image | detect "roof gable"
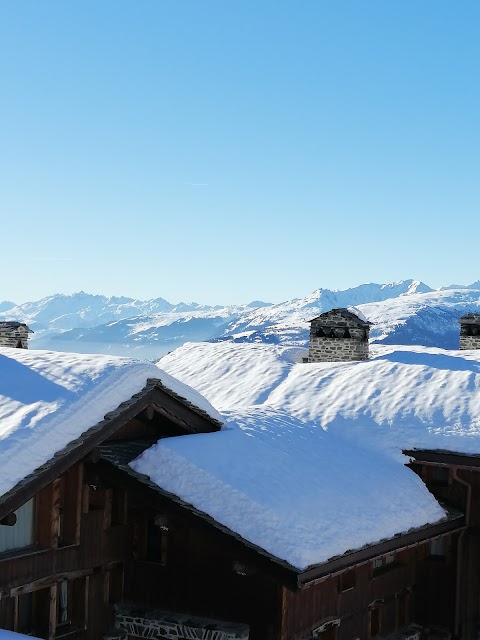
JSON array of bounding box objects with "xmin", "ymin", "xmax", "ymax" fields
[{"xmin": 0, "ymin": 347, "xmax": 222, "ymax": 519}]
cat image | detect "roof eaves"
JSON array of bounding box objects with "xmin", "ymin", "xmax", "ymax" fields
[
  {"xmin": 98, "ymin": 446, "xmax": 464, "ymax": 592},
  {"xmin": 404, "ymin": 448, "xmax": 480, "ymax": 467},
  {"xmin": 0, "ymin": 384, "xmax": 160, "ymax": 520},
  {"xmin": 298, "ymin": 505, "xmax": 464, "ymax": 587},
  {"xmin": 0, "ymin": 380, "xmax": 221, "ymax": 521}
]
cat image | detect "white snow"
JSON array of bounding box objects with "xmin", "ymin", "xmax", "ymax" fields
[
  {"xmin": 0, "ymin": 346, "xmax": 222, "ymax": 498},
  {"xmin": 132, "ymin": 406, "xmax": 446, "ymax": 570},
  {"xmin": 0, "ymin": 631, "xmax": 42, "ymax": 640},
  {"xmin": 131, "ymin": 339, "xmax": 480, "ymax": 570},
  {"xmin": 159, "ymin": 341, "xmax": 480, "ymax": 458},
  {"xmin": 347, "ymin": 306, "xmax": 369, "ymax": 323}
]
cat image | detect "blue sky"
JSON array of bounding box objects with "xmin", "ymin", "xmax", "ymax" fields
[{"xmin": 1, "ymin": 1, "xmax": 479, "ymax": 305}]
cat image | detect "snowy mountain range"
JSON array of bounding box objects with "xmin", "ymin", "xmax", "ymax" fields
[{"xmin": 2, "ymin": 279, "xmax": 480, "ymax": 358}]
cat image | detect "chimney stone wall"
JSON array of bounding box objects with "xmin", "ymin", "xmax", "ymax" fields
[
  {"xmin": 0, "ymin": 323, "xmax": 32, "ymax": 348},
  {"xmin": 308, "ymin": 309, "xmax": 370, "ymax": 363},
  {"xmin": 459, "ymin": 314, "xmax": 480, "ymax": 350}
]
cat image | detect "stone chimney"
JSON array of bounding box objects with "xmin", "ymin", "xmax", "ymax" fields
[
  {"xmin": 0, "ymin": 322, "xmax": 33, "ymax": 348},
  {"xmin": 459, "ymin": 314, "xmax": 480, "ymax": 350},
  {"xmin": 307, "ymin": 308, "xmax": 371, "ymax": 362}
]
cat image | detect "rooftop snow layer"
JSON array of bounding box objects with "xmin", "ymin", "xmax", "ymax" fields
[
  {"xmin": 131, "ymin": 406, "xmax": 446, "ymax": 570},
  {"xmin": 134, "ymin": 340, "xmax": 480, "ymax": 569},
  {"xmin": 0, "ymin": 346, "xmax": 222, "ymax": 498},
  {"xmin": 159, "ymin": 342, "xmax": 480, "ymax": 459}
]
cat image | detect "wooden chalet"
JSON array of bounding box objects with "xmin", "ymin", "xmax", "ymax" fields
[{"xmin": 0, "ymin": 346, "xmax": 474, "ymax": 640}]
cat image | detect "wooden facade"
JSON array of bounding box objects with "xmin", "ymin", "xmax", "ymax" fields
[
  {"xmin": 405, "ymin": 452, "xmax": 480, "ymax": 640},
  {"xmin": 0, "ymin": 390, "xmax": 474, "ymax": 640}
]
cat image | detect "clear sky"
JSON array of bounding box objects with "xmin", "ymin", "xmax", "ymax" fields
[{"xmin": 1, "ymin": 1, "xmax": 479, "ymax": 305}]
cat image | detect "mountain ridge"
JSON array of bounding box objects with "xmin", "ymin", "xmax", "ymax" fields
[{"xmin": 2, "ymin": 279, "xmax": 480, "ymax": 358}]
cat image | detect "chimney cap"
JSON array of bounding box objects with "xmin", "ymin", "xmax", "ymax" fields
[
  {"xmin": 0, "ymin": 321, "xmax": 34, "ymax": 333},
  {"xmin": 459, "ymin": 313, "xmax": 480, "ymax": 324},
  {"xmin": 308, "ymin": 308, "xmax": 372, "ymax": 326}
]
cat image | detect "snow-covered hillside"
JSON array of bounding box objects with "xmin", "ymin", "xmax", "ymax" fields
[
  {"xmin": 3, "ymin": 280, "xmax": 480, "ymax": 356},
  {"xmin": 38, "ymin": 307, "xmax": 248, "ymax": 359}
]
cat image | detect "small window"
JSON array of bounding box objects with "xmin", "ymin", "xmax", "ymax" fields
[
  {"xmin": 370, "ymin": 606, "xmax": 382, "ymax": 638},
  {"xmin": 396, "ymin": 591, "xmax": 409, "ymax": 628},
  {"xmin": 371, "ymin": 553, "xmax": 396, "ymax": 575},
  {"xmin": 57, "ymin": 581, "xmax": 69, "ymax": 626},
  {"xmin": 429, "ymin": 537, "xmax": 446, "ymax": 557},
  {"xmin": 339, "ymin": 568, "xmax": 356, "ymax": 591},
  {"xmin": 16, "ymin": 592, "xmax": 33, "ymax": 635},
  {"xmin": 0, "ymin": 498, "xmax": 35, "ymax": 554},
  {"xmin": 55, "ymin": 578, "xmax": 87, "ymax": 635},
  {"xmin": 111, "ymin": 489, "xmax": 127, "ymax": 526},
  {"xmin": 88, "ymin": 486, "xmax": 107, "ymax": 511},
  {"xmin": 146, "ymin": 518, "xmax": 169, "ymax": 565}
]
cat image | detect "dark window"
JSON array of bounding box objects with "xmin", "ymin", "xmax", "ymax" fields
[
  {"xmin": 146, "ymin": 519, "xmax": 168, "ymax": 565},
  {"xmin": 339, "ymin": 568, "xmax": 356, "ymax": 591},
  {"xmin": 111, "ymin": 489, "xmax": 127, "ymax": 526},
  {"xmin": 16, "ymin": 592, "xmax": 33, "ymax": 635},
  {"xmin": 57, "ymin": 581, "xmax": 69, "ymax": 627},
  {"xmin": 429, "ymin": 537, "xmax": 447, "ymax": 557},
  {"xmin": 88, "ymin": 486, "xmax": 107, "ymax": 511},
  {"xmin": 369, "ymin": 606, "xmax": 382, "ymax": 638},
  {"xmin": 396, "ymin": 591, "xmax": 409, "ymax": 628},
  {"xmin": 55, "ymin": 578, "xmax": 87, "ymax": 636},
  {"xmin": 371, "ymin": 553, "xmax": 396, "ymax": 576}
]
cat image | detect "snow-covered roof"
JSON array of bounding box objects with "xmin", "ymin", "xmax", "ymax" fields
[
  {"xmin": 0, "ymin": 346, "xmax": 222, "ymax": 499},
  {"xmin": 0, "ymin": 630, "xmax": 42, "ymax": 640},
  {"xmin": 129, "ymin": 340, "xmax": 480, "ymax": 571},
  {"xmin": 131, "ymin": 406, "xmax": 446, "ymax": 571},
  {"xmin": 159, "ymin": 341, "xmax": 480, "ymax": 458}
]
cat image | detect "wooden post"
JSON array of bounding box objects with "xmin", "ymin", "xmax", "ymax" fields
[
  {"xmin": 48, "ymin": 584, "xmax": 57, "ymax": 640},
  {"xmin": 51, "ymin": 479, "xmax": 62, "ymax": 550},
  {"xmin": 103, "ymin": 489, "xmax": 113, "ymax": 530}
]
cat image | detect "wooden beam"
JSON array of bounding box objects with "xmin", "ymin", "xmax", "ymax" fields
[
  {"xmin": 298, "ymin": 518, "xmax": 466, "ymax": 586},
  {"xmin": 9, "ymin": 568, "xmax": 94, "ymax": 597},
  {"xmin": 150, "ymin": 386, "xmax": 220, "ymax": 434},
  {"xmin": 48, "ymin": 583, "xmax": 57, "ymax": 640},
  {"xmin": 404, "ymin": 449, "xmax": 480, "ymax": 468},
  {"xmin": 74, "ymin": 464, "xmax": 83, "ymax": 544},
  {"xmin": 51, "ymin": 478, "xmax": 62, "ymax": 550}
]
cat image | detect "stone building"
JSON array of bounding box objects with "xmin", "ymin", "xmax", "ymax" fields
[
  {"xmin": 308, "ymin": 308, "xmax": 371, "ymax": 362},
  {"xmin": 459, "ymin": 313, "xmax": 480, "ymax": 350},
  {"xmin": 0, "ymin": 321, "xmax": 33, "ymax": 348}
]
